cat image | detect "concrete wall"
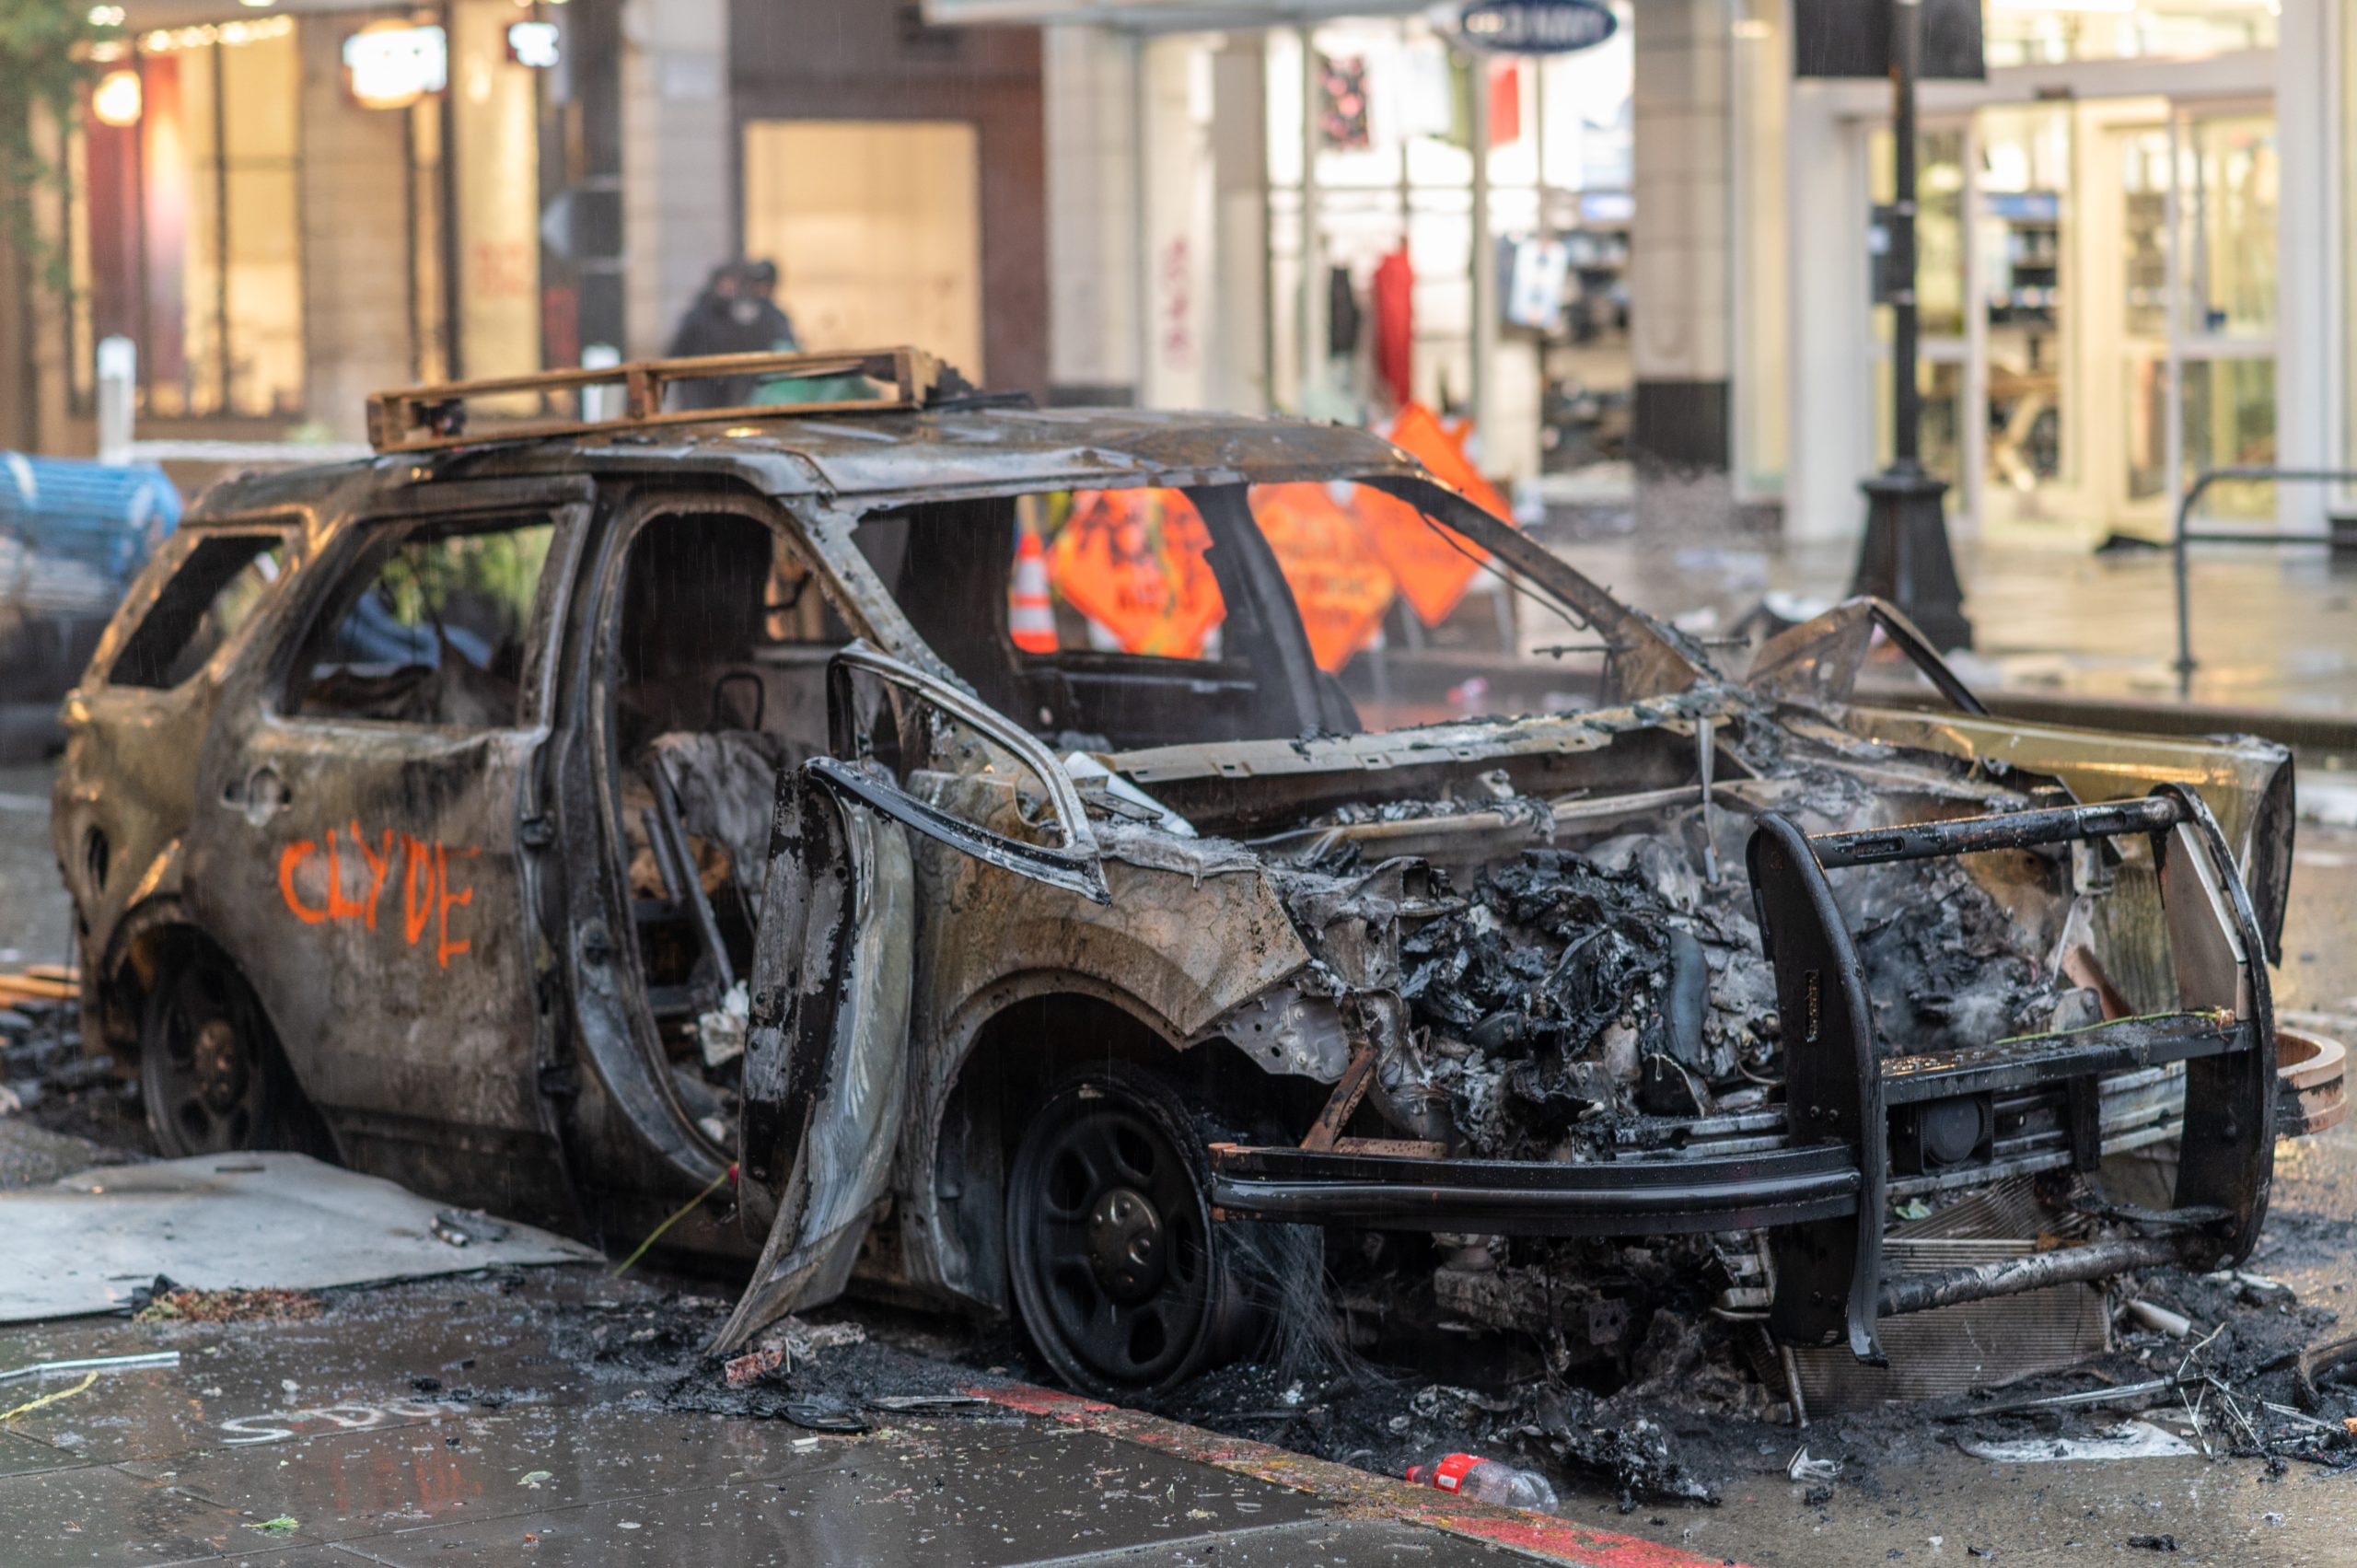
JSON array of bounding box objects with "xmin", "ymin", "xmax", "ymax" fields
[{"xmin": 731, "ymin": 0, "xmax": 1049, "ymax": 397}]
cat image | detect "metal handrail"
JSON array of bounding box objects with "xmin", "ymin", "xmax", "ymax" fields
[{"xmin": 2172, "ymin": 467, "xmax": 2357, "ymax": 696}]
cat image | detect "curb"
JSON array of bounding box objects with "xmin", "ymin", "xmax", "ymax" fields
[{"xmin": 969, "ymin": 1382, "xmax": 1745, "ymax": 1568}]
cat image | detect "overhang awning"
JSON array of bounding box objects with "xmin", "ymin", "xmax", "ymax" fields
[{"xmin": 923, "ymin": 0, "xmax": 1435, "ymax": 29}]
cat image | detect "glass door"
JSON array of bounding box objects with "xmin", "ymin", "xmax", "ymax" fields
[
  {"xmin": 1870, "ymin": 122, "xmax": 1977, "ymax": 523},
  {"xmin": 2171, "ymin": 103, "xmax": 2277, "ymax": 521},
  {"xmin": 1977, "ymin": 105, "xmax": 2073, "ymax": 529}
]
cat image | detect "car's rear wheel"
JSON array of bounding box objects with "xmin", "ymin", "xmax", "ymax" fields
[
  {"xmin": 138, "ymin": 954, "xmax": 305, "ymax": 1156},
  {"xmin": 1005, "ymin": 1066, "xmax": 1258, "ymax": 1400}
]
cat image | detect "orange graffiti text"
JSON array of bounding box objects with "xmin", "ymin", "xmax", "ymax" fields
[{"xmin": 279, "ymin": 822, "xmax": 483, "ymax": 969}]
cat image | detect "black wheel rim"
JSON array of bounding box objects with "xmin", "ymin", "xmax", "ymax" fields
[
  {"xmin": 1015, "ymin": 1093, "xmax": 1212, "ymax": 1389},
  {"xmin": 149, "ymin": 967, "xmax": 266, "ymax": 1153}
]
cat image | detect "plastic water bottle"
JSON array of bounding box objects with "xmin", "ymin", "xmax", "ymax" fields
[{"xmin": 1404, "ymin": 1454, "xmax": 1560, "ymax": 1513}]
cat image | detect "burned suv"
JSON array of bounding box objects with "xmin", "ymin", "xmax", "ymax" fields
[{"xmin": 56, "ymin": 348, "xmax": 2305, "ymax": 1401}]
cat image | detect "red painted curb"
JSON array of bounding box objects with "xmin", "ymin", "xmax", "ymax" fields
[{"xmin": 967, "ymin": 1382, "xmax": 1747, "ymax": 1568}]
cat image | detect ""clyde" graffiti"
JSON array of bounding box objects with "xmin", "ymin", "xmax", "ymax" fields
[{"xmin": 278, "ymin": 822, "xmax": 482, "ymax": 968}]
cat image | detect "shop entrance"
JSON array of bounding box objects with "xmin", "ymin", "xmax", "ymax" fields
[{"xmin": 1868, "ymin": 95, "xmax": 2279, "ymax": 541}]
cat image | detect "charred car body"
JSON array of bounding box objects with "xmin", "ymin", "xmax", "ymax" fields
[{"xmin": 55, "ymin": 349, "xmax": 2310, "ymax": 1400}]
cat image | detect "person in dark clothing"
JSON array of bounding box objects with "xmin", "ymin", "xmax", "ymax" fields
[{"xmin": 664, "ymin": 261, "xmax": 802, "ymax": 409}]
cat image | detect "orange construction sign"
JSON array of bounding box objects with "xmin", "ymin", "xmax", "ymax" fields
[
  {"xmin": 1354, "ymin": 401, "xmax": 1516, "ymax": 628},
  {"xmin": 1248, "ymin": 483, "xmax": 1397, "ymax": 673},
  {"xmin": 1045, "ymin": 489, "xmax": 1226, "ymax": 658}
]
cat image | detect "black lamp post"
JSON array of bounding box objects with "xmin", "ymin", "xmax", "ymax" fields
[{"xmin": 1848, "ymin": 0, "xmax": 1971, "ymax": 650}]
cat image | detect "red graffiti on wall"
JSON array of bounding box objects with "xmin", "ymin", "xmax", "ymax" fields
[{"xmin": 279, "ymin": 822, "xmax": 481, "ymax": 969}]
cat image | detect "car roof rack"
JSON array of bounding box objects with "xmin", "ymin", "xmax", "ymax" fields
[{"xmin": 365, "ymin": 345, "xmax": 946, "ymax": 454}]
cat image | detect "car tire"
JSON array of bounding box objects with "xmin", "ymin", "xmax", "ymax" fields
[
  {"xmin": 137, "ymin": 951, "xmax": 317, "ymax": 1158},
  {"xmin": 1004, "ymin": 1064, "xmax": 1260, "ymax": 1401}
]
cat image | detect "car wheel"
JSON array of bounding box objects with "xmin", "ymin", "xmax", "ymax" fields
[
  {"xmin": 1005, "ymin": 1065, "xmax": 1256, "ymax": 1400},
  {"xmin": 138, "ymin": 955, "xmax": 302, "ymax": 1156}
]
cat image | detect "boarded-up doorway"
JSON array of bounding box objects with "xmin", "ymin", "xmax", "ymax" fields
[{"xmin": 742, "ymin": 121, "xmax": 984, "ymax": 383}]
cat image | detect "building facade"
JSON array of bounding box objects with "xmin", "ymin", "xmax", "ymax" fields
[
  {"xmin": 943, "ymin": 0, "xmax": 2357, "ymax": 550},
  {"xmin": 2, "ymin": 0, "xmax": 1049, "ymax": 454}
]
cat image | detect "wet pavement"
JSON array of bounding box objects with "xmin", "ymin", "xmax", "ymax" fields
[
  {"xmin": 1545, "ymin": 532, "xmax": 2357, "ymax": 721},
  {"xmin": 10, "ymin": 545, "xmax": 2357, "ymax": 1562},
  {"xmin": 0, "ymin": 1270, "xmax": 1690, "ymax": 1568}
]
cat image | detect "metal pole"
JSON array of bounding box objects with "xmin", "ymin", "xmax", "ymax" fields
[
  {"xmin": 1299, "ymin": 27, "xmax": 1322, "ymax": 412},
  {"xmin": 1847, "ymin": 0, "xmax": 1969, "ymax": 650},
  {"xmin": 2171, "ymin": 466, "xmax": 2357, "ymax": 695},
  {"xmin": 1889, "ymin": 0, "xmax": 1922, "ymax": 470},
  {"xmin": 1470, "ymin": 55, "xmax": 1495, "ymax": 440}
]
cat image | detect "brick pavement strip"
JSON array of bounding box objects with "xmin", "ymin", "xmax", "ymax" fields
[{"xmin": 970, "ymin": 1382, "xmax": 1744, "ymax": 1568}]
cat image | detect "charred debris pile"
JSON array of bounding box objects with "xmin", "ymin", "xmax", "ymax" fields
[{"xmin": 1302, "ymin": 769, "xmax": 2088, "ymax": 1165}]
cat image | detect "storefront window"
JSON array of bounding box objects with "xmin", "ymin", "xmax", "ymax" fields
[
  {"xmin": 83, "ymin": 17, "xmax": 304, "ymax": 419},
  {"xmin": 1266, "ymin": 10, "xmax": 1632, "ymax": 488},
  {"xmin": 1984, "ymin": 0, "xmax": 2276, "ymax": 70}
]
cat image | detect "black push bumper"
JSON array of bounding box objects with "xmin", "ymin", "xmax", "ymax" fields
[{"xmin": 1208, "ymin": 786, "xmax": 2278, "ymax": 1364}]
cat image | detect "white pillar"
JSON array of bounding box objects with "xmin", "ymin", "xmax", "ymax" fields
[
  {"xmin": 2276, "ymin": 0, "xmax": 2331, "ymax": 529},
  {"xmin": 1785, "ymin": 84, "xmax": 1874, "ymax": 543},
  {"xmin": 621, "ymin": 0, "xmax": 733, "ymax": 360},
  {"xmin": 1041, "ymin": 26, "xmax": 1144, "ymax": 404}
]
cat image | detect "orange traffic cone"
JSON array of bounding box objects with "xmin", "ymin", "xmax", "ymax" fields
[{"xmin": 1010, "ymin": 525, "xmax": 1058, "ymax": 654}]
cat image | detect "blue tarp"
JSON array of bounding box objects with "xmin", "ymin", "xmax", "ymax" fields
[{"xmin": 0, "ymin": 455, "xmax": 182, "ymax": 704}]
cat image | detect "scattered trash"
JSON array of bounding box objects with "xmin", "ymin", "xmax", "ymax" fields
[
  {"xmin": 1786, "ymin": 1446, "xmax": 1843, "ymax": 1483},
  {"xmin": 2203, "ymin": 1270, "xmax": 2295, "ymax": 1308},
  {"xmin": 695, "ymin": 981, "xmax": 749, "ymax": 1070},
  {"xmin": 1959, "ymin": 1422, "xmax": 2199, "ymax": 1463},
  {"xmin": 0, "ymin": 1350, "xmax": 179, "ymax": 1386},
  {"xmin": 1949, "ymin": 1376, "xmax": 2186, "ymax": 1421},
  {"xmin": 779, "ymin": 1398, "xmax": 871, "ymax": 1434},
  {"xmin": 245, "ymin": 1516, "xmax": 299, "ymax": 1536},
  {"xmin": 431, "ymin": 1209, "xmax": 513, "ymax": 1248},
  {"xmin": 0, "ymin": 1371, "xmax": 97, "ymax": 1423},
  {"xmin": 760, "ymin": 1315, "xmax": 866, "ymax": 1362},
  {"xmin": 2125, "ymin": 1300, "xmax": 2198, "ymax": 1339},
  {"xmin": 517, "ymin": 1470, "xmax": 552, "ymax": 1489},
  {"xmin": 724, "ymin": 1347, "xmax": 787, "ymax": 1388},
  {"xmin": 1404, "ymin": 1453, "xmax": 1560, "ymax": 1513},
  {"xmin": 865, "ymin": 1394, "xmax": 990, "ymax": 1413},
  {"xmin": 2123, "ymin": 1534, "xmax": 2177, "ymax": 1552},
  {"xmin": 135, "ymin": 1286, "xmax": 323, "ymax": 1324}
]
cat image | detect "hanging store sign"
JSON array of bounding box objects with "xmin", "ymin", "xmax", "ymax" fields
[
  {"xmin": 343, "ymin": 22, "xmax": 447, "ymax": 110},
  {"xmin": 1457, "ymin": 0, "xmax": 1616, "ymax": 54}
]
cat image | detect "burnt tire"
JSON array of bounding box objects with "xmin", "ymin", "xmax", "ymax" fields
[
  {"xmin": 1005, "ymin": 1065, "xmax": 1260, "ymax": 1400},
  {"xmin": 137, "ymin": 951, "xmax": 317, "ymax": 1157}
]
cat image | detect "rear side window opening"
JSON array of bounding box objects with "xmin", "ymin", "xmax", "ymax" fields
[
  {"xmin": 856, "ymin": 486, "xmax": 1332, "ymax": 751},
  {"xmin": 287, "ymin": 515, "xmax": 556, "ymax": 728},
  {"xmin": 109, "ymin": 532, "xmax": 287, "ymax": 691}
]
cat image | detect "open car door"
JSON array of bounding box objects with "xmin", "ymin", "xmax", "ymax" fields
[{"xmin": 714, "ymin": 644, "xmax": 1108, "ymax": 1352}]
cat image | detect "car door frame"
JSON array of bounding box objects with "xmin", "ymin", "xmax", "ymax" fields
[
  {"xmin": 715, "ymin": 641, "xmax": 1107, "ymax": 1351},
  {"xmin": 182, "ymin": 474, "xmax": 593, "ymax": 1217}
]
